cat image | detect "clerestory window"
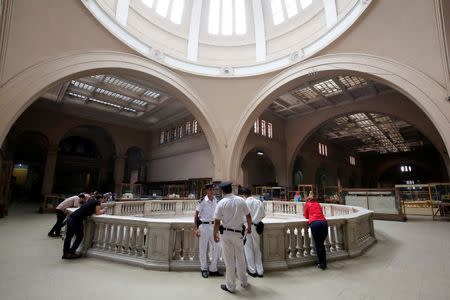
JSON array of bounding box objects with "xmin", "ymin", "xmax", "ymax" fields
[
  {"xmin": 208, "ymin": 0, "xmax": 247, "ymax": 35},
  {"xmin": 142, "ymin": 0, "xmax": 185, "ymax": 24}
]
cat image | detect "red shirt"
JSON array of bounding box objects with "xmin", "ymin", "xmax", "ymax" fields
[{"xmin": 303, "ymin": 201, "xmax": 326, "ymax": 224}]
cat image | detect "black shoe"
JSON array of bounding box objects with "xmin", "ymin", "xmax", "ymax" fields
[
  {"xmin": 257, "ymin": 273, "xmax": 264, "ymax": 278},
  {"xmin": 317, "ymin": 263, "xmax": 326, "ymax": 270},
  {"xmin": 62, "ymin": 253, "xmax": 75, "ymax": 259},
  {"xmin": 247, "ymin": 270, "xmax": 257, "ymax": 277},
  {"xmin": 201, "ymin": 270, "xmax": 209, "ymax": 278},
  {"xmin": 209, "ymin": 271, "xmax": 223, "ymax": 277},
  {"xmin": 220, "ymin": 284, "xmax": 234, "ymax": 293}
]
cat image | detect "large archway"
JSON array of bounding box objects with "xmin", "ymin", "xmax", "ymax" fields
[
  {"xmin": 227, "ymin": 54, "xmax": 450, "ymax": 182},
  {"xmin": 240, "ymin": 148, "xmax": 277, "ymax": 191},
  {"xmin": 0, "ymin": 51, "xmax": 225, "ymax": 180}
]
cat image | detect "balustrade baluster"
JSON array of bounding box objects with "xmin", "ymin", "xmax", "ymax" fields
[
  {"xmin": 108, "ymin": 224, "xmax": 116, "ymax": 252},
  {"xmin": 328, "ymin": 225, "xmax": 336, "ymax": 252},
  {"xmin": 93, "ymin": 223, "xmax": 101, "ymax": 248},
  {"xmin": 115, "ymin": 225, "xmax": 123, "ymax": 253},
  {"xmin": 294, "ymin": 227, "xmax": 301, "ymax": 257},
  {"xmin": 135, "ymin": 226, "xmax": 144, "ymax": 257},
  {"xmin": 286, "ymin": 228, "xmax": 293, "ymax": 258},
  {"xmin": 122, "ymin": 225, "xmax": 130, "ymax": 254},
  {"xmin": 103, "ymin": 223, "xmax": 110, "ymax": 250},
  {"xmin": 97, "ymin": 223, "xmax": 105, "ymax": 249},
  {"xmin": 129, "ymin": 226, "xmax": 137, "ymax": 255},
  {"xmin": 335, "ymin": 224, "xmax": 344, "ymax": 251},
  {"xmin": 303, "ymin": 226, "xmax": 311, "ymax": 256}
]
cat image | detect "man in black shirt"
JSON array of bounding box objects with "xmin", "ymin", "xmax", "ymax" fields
[{"xmin": 62, "ymin": 194, "xmax": 106, "ymax": 259}]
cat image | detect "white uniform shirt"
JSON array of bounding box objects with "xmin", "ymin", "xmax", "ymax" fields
[
  {"xmin": 196, "ymin": 195, "xmax": 218, "ymax": 222},
  {"xmin": 214, "ymin": 193, "xmax": 250, "ymax": 230},
  {"xmin": 245, "ymin": 196, "xmax": 266, "ymax": 224},
  {"xmin": 56, "ymin": 196, "xmax": 81, "ymax": 211}
]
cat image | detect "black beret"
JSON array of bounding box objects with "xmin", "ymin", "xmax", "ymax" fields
[
  {"xmin": 217, "ymin": 181, "xmax": 233, "ymax": 190},
  {"xmin": 204, "ymin": 183, "xmax": 215, "ymax": 189}
]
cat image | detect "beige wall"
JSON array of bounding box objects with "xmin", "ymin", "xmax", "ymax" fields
[
  {"xmin": 148, "ymin": 132, "xmax": 213, "ymax": 181},
  {"xmin": 0, "ymin": 0, "xmax": 133, "ymax": 85}
]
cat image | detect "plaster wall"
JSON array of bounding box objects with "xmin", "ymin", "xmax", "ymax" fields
[
  {"xmin": 0, "ymin": 0, "xmax": 133, "ymax": 85},
  {"xmin": 147, "ymin": 128, "xmax": 214, "ymax": 182},
  {"xmin": 318, "ymin": 0, "xmax": 448, "ymax": 88}
]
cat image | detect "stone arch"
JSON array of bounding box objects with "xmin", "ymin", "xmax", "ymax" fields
[
  {"xmin": 227, "ymin": 54, "xmax": 450, "ymax": 182},
  {"xmin": 0, "ymin": 51, "xmax": 224, "ymax": 179},
  {"xmin": 240, "ymin": 146, "xmax": 278, "ymax": 189},
  {"xmin": 285, "ymin": 106, "xmax": 449, "ymax": 186},
  {"xmin": 55, "ymin": 125, "xmax": 118, "ymax": 159}
]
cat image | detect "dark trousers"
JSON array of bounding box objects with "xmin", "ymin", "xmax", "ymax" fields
[
  {"xmin": 63, "ymin": 217, "xmax": 84, "ymax": 255},
  {"xmin": 310, "ymin": 220, "xmax": 328, "ymax": 267},
  {"xmin": 48, "ymin": 209, "xmax": 66, "ymax": 236}
]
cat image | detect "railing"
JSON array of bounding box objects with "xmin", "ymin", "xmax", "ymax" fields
[{"xmin": 73, "ymin": 200, "xmax": 375, "ymax": 272}]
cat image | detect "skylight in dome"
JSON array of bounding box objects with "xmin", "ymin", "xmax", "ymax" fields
[
  {"xmin": 222, "ymin": 0, "xmax": 233, "ymax": 35},
  {"xmin": 142, "ymin": 0, "xmax": 154, "ymax": 8},
  {"xmin": 271, "ymin": 0, "xmax": 285, "ymax": 25},
  {"xmin": 156, "ymin": 0, "xmax": 170, "ymax": 17},
  {"xmin": 235, "ymin": 0, "xmax": 246, "ymax": 35},
  {"xmin": 300, "ymin": 0, "xmax": 312, "ymax": 10},
  {"xmin": 285, "ymin": 0, "xmax": 298, "ymax": 18},
  {"xmin": 208, "ymin": 0, "xmax": 247, "ymax": 35},
  {"xmin": 208, "ymin": 0, "xmax": 220, "ymax": 34},
  {"xmin": 170, "ymin": 0, "xmax": 184, "ymax": 24}
]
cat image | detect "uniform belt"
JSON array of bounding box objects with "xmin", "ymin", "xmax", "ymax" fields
[
  {"xmin": 223, "ymin": 227, "xmax": 242, "ymax": 233},
  {"xmin": 200, "ymin": 221, "xmax": 214, "ymax": 224}
]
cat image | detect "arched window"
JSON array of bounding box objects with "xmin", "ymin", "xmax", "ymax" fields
[
  {"xmin": 208, "ymin": 0, "xmax": 247, "ymax": 35},
  {"xmin": 270, "ymin": 0, "xmax": 312, "ymax": 25},
  {"xmin": 142, "ymin": 0, "xmax": 185, "ymax": 24}
]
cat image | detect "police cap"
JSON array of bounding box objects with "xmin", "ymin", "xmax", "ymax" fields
[
  {"xmin": 204, "ymin": 183, "xmax": 215, "ymax": 189},
  {"xmin": 217, "ymin": 180, "xmax": 233, "ymax": 191}
]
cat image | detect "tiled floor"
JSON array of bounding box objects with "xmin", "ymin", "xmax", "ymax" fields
[{"xmin": 0, "ymin": 202, "xmax": 449, "ymax": 300}]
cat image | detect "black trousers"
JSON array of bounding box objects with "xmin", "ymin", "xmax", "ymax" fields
[
  {"xmin": 310, "ymin": 220, "xmax": 328, "ymax": 267},
  {"xmin": 63, "ymin": 217, "xmax": 84, "ymax": 255},
  {"xmin": 48, "ymin": 209, "xmax": 66, "ymax": 236}
]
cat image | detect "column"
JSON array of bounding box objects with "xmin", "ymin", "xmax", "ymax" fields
[
  {"xmin": 114, "ymin": 155, "xmax": 127, "ymax": 195},
  {"xmin": 41, "ymin": 145, "xmax": 58, "ymax": 195},
  {"xmin": 139, "ymin": 159, "xmax": 148, "ymax": 182}
]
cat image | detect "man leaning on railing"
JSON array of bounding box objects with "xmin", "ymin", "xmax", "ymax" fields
[{"xmin": 62, "ymin": 194, "xmax": 106, "ymax": 259}]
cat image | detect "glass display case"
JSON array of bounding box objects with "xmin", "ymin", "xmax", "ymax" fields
[
  {"xmin": 395, "ymin": 183, "xmax": 450, "ymax": 219},
  {"xmin": 342, "ymin": 188, "xmax": 404, "ymax": 220},
  {"xmin": 255, "ymin": 186, "xmax": 287, "ymax": 200},
  {"xmin": 118, "ymin": 183, "xmax": 142, "ymax": 199}
]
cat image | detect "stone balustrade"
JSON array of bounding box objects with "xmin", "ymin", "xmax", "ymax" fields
[{"xmin": 71, "ymin": 200, "xmax": 375, "ymax": 271}]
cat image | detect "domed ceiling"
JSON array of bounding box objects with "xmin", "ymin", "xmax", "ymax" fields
[{"xmin": 83, "ymin": 0, "xmax": 372, "ymax": 76}]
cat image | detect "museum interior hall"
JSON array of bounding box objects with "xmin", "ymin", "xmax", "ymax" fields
[{"xmin": 0, "ymin": 0, "xmax": 449, "ymax": 299}]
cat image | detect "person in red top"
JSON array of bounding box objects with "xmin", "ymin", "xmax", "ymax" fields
[{"xmin": 303, "ymin": 194, "xmax": 328, "ymax": 270}]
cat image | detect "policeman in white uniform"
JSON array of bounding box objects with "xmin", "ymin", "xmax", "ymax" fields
[
  {"xmin": 241, "ymin": 187, "xmax": 266, "ymax": 277},
  {"xmin": 214, "ymin": 181, "xmax": 252, "ymax": 294},
  {"xmin": 194, "ymin": 184, "xmax": 222, "ymax": 278}
]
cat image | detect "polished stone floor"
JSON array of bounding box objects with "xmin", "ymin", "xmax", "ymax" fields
[{"xmin": 0, "ymin": 202, "xmax": 449, "ymax": 300}]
